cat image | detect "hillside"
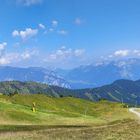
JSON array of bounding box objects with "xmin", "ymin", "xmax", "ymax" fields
[
  {"xmin": 0, "ymin": 94, "xmax": 135, "ymax": 126},
  {"xmin": 0, "ymin": 80, "xmax": 140, "ymax": 105},
  {"xmin": 0, "ymin": 94, "xmax": 137, "ymax": 140}
]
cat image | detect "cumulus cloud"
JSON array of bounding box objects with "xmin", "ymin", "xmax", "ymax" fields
[
  {"xmin": 43, "ymin": 47, "xmax": 86, "ymax": 68},
  {"xmin": 0, "ymin": 49, "xmax": 38, "ymax": 65},
  {"xmin": 112, "ymin": 49, "xmax": 140, "ymax": 58},
  {"xmin": 45, "ymin": 47, "xmax": 85, "ymax": 62},
  {"xmin": 52, "ymin": 20, "xmax": 58, "ymax": 27},
  {"xmin": 0, "ymin": 42, "xmax": 7, "ymax": 61},
  {"xmin": 39, "ymin": 23, "xmax": 45, "ymax": 29},
  {"xmin": 49, "ymin": 28, "xmax": 54, "ymax": 32},
  {"xmin": 21, "ymin": 52, "xmax": 31, "ymax": 59},
  {"xmin": 133, "ymin": 49, "xmax": 140, "ymax": 56},
  {"xmin": 57, "ymin": 30, "xmax": 68, "ymax": 35},
  {"xmin": 105, "ymin": 49, "xmax": 140, "ymax": 61},
  {"xmin": 17, "ymin": 0, "xmax": 43, "ymax": 6},
  {"xmin": 12, "ymin": 28, "xmax": 38, "ymax": 40},
  {"xmin": 0, "ymin": 58, "xmax": 10, "ymax": 65},
  {"xmin": 0, "ymin": 42, "xmax": 7, "ymax": 50},
  {"xmin": 74, "ymin": 49, "xmax": 85, "ymax": 57},
  {"xmin": 114, "ymin": 50, "xmax": 129, "ymax": 57},
  {"xmin": 0, "ymin": 53, "xmax": 19, "ymax": 65},
  {"xmin": 21, "ymin": 50, "xmax": 38, "ymax": 59}
]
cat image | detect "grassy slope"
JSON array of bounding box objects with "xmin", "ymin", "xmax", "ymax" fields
[
  {"xmin": 0, "ymin": 94, "xmax": 136, "ymax": 126},
  {"xmin": 0, "ymin": 94, "xmax": 139, "ymax": 140}
]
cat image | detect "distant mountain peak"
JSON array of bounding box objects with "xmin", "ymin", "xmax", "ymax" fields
[
  {"xmin": 57, "ymin": 58, "xmax": 140, "ymax": 89},
  {"xmin": 0, "ymin": 66, "xmax": 70, "ymax": 88}
]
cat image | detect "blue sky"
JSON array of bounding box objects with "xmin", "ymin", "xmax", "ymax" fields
[{"xmin": 0, "ymin": 0, "xmax": 140, "ymax": 68}]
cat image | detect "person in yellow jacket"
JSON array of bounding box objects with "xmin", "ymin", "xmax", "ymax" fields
[{"xmin": 32, "ymin": 102, "xmax": 36, "ymax": 113}]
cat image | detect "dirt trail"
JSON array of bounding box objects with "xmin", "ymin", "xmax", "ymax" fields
[{"xmin": 129, "ymin": 108, "xmax": 140, "ymax": 119}]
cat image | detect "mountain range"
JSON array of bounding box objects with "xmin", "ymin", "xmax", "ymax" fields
[
  {"xmin": 0, "ymin": 58, "xmax": 140, "ymax": 89},
  {"xmin": 58, "ymin": 58, "xmax": 140, "ymax": 89},
  {"xmin": 1, "ymin": 79, "xmax": 140, "ymax": 105},
  {"xmin": 0, "ymin": 66, "xmax": 70, "ymax": 88}
]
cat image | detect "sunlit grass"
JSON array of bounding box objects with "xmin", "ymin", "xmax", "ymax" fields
[{"xmin": 0, "ymin": 94, "xmax": 138, "ymax": 140}]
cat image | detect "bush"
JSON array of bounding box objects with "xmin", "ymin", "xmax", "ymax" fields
[{"xmin": 60, "ymin": 95, "xmax": 64, "ymax": 98}]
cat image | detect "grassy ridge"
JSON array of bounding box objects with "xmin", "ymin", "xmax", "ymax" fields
[
  {"xmin": 1, "ymin": 80, "xmax": 140, "ymax": 106},
  {"xmin": 0, "ymin": 94, "xmax": 136, "ymax": 126},
  {"xmin": 0, "ymin": 94, "xmax": 138, "ymax": 140}
]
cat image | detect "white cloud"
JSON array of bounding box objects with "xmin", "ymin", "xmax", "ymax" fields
[
  {"xmin": 57, "ymin": 30, "xmax": 68, "ymax": 35},
  {"xmin": 106, "ymin": 49, "xmax": 140, "ymax": 60},
  {"xmin": 119, "ymin": 67, "xmax": 132, "ymax": 78},
  {"xmin": 21, "ymin": 50, "xmax": 38, "ymax": 59},
  {"xmin": 12, "ymin": 28, "xmax": 38, "ymax": 40},
  {"xmin": 133, "ymin": 49, "xmax": 140, "ymax": 56},
  {"xmin": 74, "ymin": 49, "xmax": 85, "ymax": 56},
  {"xmin": 75, "ymin": 18, "xmax": 82, "ymax": 25},
  {"xmin": 49, "ymin": 28, "xmax": 54, "ymax": 32},
  {"xmin": 0, "ymin": 42, "xmax": 7, "ymax": 50},
  {"xmin": 39, "ymin": 23, "xmax": 45, "ymax": 29},
  {"xmin": 0, "ymin": 53, "xmax": 19, "ymax": 65},
  {"xmin": 21, "ymin": 52, "xmax": 31, "ymax": 59},
  {"xmin": 43, "ymin": 47, "xmax": 86, "ymax": 68},
  {"xmin": 0, "ymin": 49, "xmax": 38, "ymax": 65},
  {"xmin": 45, "ymin": 47, "xmax": 85, "ymax": 62},
  {"xmin": 0, "ymin": 57, "xmax": 11, "ymax": 65},
  {"xmin": 17, "ymin": 0, "xmax": 43, "ymax": 6},
  {"xmin": 52, "ymin": 20, "xmax": 58, "ymax": 27},
  {"xmin": 114, "ymin": 50, "xmax": 129, "ymax": 57},
  {"xmin": 12, "ymin": 30, "xmax": 19, "ymax": 37}
]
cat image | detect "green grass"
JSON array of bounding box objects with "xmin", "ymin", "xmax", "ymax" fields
[
  {"xmin": 0, "ymin": 94, "xmax": 138, "ymax": 140},
  {"xmin": 0, "ymin": 119, "xmax": 140, "ymax": 140},
  {"xmin": 0, "ymin": 94, "xmax": 136, "ymax": 126}
]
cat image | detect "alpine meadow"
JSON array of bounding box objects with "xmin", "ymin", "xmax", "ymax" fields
[{"xmin": 0, "ymin": 0, "xmax": 140, "ymax": 140}]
